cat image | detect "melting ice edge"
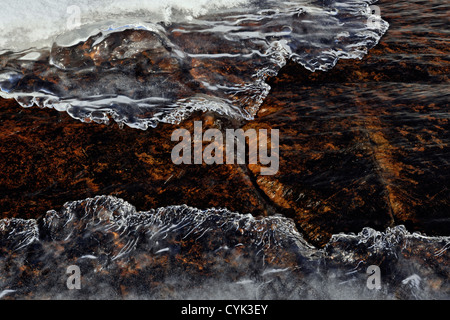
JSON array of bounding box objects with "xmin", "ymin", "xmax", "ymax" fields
[
  {"xmin": 0, "ymin": 195, "xmax": 449, "ymax": 300},
  {"xmin": 0, "ymin": 0, "xmax": 389, "ymax": 129}
]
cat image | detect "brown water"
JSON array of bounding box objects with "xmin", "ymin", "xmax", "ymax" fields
[{"xmin": 0, "ymin": 0, "xmax": 448, "ymax": 300}]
